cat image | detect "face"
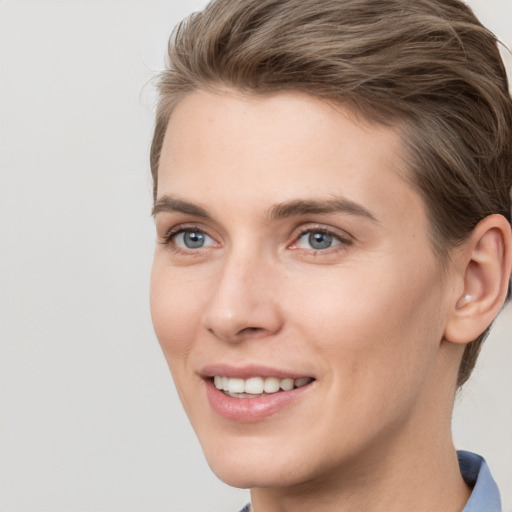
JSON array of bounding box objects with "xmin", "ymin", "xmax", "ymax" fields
[{"xmin": 150, "ymin": 90, "xmax": 454, "ymax": 490}]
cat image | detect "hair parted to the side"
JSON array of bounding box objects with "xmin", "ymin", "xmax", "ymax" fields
[{"xmin": 150, "ymin": 0, "xmax": 512, "ymax": 387}]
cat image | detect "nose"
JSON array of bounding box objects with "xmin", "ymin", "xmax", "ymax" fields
[{"xmin": 201, "ymin": 250, "xmax": 283, "ymax": 343}]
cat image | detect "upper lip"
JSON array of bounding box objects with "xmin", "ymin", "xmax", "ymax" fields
[{"xmin": 200, "ymin": 363, "xmax": 315, "ymax": 380}]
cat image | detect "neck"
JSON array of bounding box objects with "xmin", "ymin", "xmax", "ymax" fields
[{"xmin": 250, "ymin": 434, "xmax": 470, "ymax": 512}]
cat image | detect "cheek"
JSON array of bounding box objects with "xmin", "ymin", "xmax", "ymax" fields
[
  {"xmin": 287, "ymin": 259, "xmax": 445, "ymax": 386},
  {"xmin": 284, "ymin": 264, "xmax": 446, "ymax": 450},
  {"xmin": 149, "ymin": 261, "xmax": 204, "ymax": 361}
]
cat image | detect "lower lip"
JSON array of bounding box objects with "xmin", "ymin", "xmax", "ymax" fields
[{"xmin": 204, "ymin": 379, "xmax": 314, "ymax": 422}]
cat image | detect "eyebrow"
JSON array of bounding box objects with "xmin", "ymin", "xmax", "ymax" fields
[
  {"xmin": 152, "ymin": 196, "xmax": 211, "ymax": 219},
  {"xmin": 152, "ymin": 195, "xmax": 377, "ymax": 223},
  {"xmin": 269, "ymin": 197, "xmax": 377, "ymax": 222}
]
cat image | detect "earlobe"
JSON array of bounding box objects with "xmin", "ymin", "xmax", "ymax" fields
[{"xmin": 444, "ymin": 214, "xmax": 512, "ymax": 345}]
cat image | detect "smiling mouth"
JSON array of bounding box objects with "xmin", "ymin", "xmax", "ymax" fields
[{"xmin": 212, "ymin": 375, "xmax": 315, "ymax": 398}]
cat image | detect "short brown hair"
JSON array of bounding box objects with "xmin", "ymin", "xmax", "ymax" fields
[{"xmin": 150, "ymin": 0, "xmax": 512, "ymax": 387}]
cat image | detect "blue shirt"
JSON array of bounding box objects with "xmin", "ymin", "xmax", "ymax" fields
[
  {"xmin": 459, "ymin": 451, "xmax": 501, "ymax": 512},
  {"xmin": 238, "ymin": 451, "xmax": 501, "ymax": 512}
]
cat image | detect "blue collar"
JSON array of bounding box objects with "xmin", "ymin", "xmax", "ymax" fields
[{"xmin": 459, "ymin": 451, "xmax": 502, "ymax": 512}]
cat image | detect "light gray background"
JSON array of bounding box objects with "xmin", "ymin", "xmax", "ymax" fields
[{"xmin": 0, "ymin": 1, "xmax": 510, "ymax": 511}]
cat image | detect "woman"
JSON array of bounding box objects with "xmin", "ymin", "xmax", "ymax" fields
[{"xmin": 149, "ymin": 1, "xmax": 512, "ymax": 510}]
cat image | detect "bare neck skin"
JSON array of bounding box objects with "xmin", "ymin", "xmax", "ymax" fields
[{"xmin": 250, "ymin": 438, "xmax": 470, "ymax": 512}]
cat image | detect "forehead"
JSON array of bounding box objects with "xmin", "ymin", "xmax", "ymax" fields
[
  {"xmin": 160, "ymin": 89, "xmax": 402, "ymax": 166},
  {"xmin": 157, "ymin": 89, "xmax": 426, "ymax": 230}
]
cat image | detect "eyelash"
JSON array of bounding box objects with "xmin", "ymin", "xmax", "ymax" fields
[
  {"xmin": 160, "ymin": 224, "xmax": 353, "ymax": 255},
  {"xmin": 290, "ymin": 225, "xmax": 353, "ymax": 254},
  {"xmin": 160, "ymin": 224, "xmax": 214, "ymax": 255}
]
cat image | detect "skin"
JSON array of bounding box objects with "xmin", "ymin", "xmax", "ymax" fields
[{"xmin": 150, "ymin": 90, "xmax": 473, "ymax": 512}]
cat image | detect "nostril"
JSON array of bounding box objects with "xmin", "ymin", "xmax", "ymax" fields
[
  {"xmin": 203, "ymin": 298, "xmax": 283, "ymax": 342},
  {"xmin": 238, "ymin": 326, "xmax": 263, "ymax": 335}
]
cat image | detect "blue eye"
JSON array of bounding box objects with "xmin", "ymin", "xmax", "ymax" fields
[
  {"xmin": 174, "ymin": 230, "xmax": 215, "ymax": 249},
  {"xmin": 296, "ymin": 230, "xmax": 342, "ymax": 250}
]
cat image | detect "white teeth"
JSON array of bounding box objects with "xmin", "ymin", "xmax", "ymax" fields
[
  {"xmin": 280, "ymin": 378, "xmax": 294, "ymax": 391},
  {"xmin": 228, "ymin": 378, "xmax": 245, "ymax": 393},
  {"xmin": 213, "ymin": 375, "xmax": 314, "ymax": 395},
  {"xmin": 263, "ymin": 377, "xmax": 280, "ymax": 393},
  {"xmin": 245, "ymin": 377, "xmax": 264, "ymax": 394}
]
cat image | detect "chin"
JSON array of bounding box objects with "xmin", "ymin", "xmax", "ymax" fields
[
  {"xmin": 201, "ymin": 441, "xmax": 281, "ymax": 487},
  {"xmin": 199, "ymin": 432, "xmax": 332, "ymax": 490},
  {"xmin": 207, "ymin": 455, "xmax": 306, "ymax": 489}
]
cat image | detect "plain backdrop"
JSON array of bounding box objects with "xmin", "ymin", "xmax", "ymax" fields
[{"xmin": 0, "ymin": 1, "xmax": 511, "ymax": 511}]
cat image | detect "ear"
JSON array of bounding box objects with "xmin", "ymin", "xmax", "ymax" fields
[{"xmin": 444, "ymin": 214, "xmax": 512, "ymax": 345}]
